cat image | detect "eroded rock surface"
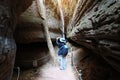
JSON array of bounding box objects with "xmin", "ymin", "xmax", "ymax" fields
[{"xmin": 68, "ymin": 0, "xmax": 120, "ymax": 80}]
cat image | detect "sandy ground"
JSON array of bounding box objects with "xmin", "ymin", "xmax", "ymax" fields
[{"xmin": 12, "ymin": 53, "xmax": 77, "ymax": 80}]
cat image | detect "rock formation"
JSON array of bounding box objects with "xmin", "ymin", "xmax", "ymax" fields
[
  {"xmin": 0, "ymin": 0, "xmax": 32, "ymax": 79},
  {"xmin": 14, "ymin": 0, "xmax": 77, "ymax": 69},
  {"xmin": 0, "ymin": 2, "xmax": 16, "ymax": 80},
  {"xmin": 68, "ymin": 0, "xmax": 120, "ymax": 79},
  {"xmin": 1, "ymin": 0, "xmax": 120, "ymax": 80}
]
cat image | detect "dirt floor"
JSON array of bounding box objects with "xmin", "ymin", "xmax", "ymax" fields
[{"xmin": 12, "ymin": 53, "xmax": 77, "ymax": 80}]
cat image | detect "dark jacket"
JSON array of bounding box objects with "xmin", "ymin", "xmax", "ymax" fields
[{"xmin": 56, "ymin": 39, "xmax": 68, "ymax": 56}]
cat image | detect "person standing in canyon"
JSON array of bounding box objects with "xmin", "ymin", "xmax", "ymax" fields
[{"xmin": 56, "ymin": 37, "xmax": 68, "ymax": 70}]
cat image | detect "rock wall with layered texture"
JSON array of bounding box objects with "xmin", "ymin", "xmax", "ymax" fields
[
  {"xmin": 14, "ymin": 0, "xmax": 78, "ymax": 43},
  {"xmin": 14, "ymin": 0, "xmax": 78, "ymax": 69},
  {"xmin": 67, "ymin": 0, "xmax": 120, "ymax": 80},
  {"xmin": 0, "ymin": 0, "xmax": 33, "ymax": 79}
]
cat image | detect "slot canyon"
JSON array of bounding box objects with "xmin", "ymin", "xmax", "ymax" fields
[{"xmin": 0, "ymin": 0, "xmax": 120, "ymax": 80}]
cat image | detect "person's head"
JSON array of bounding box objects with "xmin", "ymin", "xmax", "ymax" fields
[{"xmin": 57, "ymin": 37, "xmax": 66, "ymax": 44}]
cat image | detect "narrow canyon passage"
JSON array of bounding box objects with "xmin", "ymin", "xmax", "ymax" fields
[
  {"xmin": 34, "ymin": 54, "xmax": 76, "ymax": 80},
  {"xmin": 12, "ymin": 52, "xmax": 78, "ymax": 80},
  {"xmin": 0, "ymin": 0, "xmax": 120, "ymax": 80}
]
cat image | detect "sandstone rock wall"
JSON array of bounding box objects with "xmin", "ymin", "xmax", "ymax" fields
[
  {"xmin": 0, "ymin": 0, "xmax": 33, "ymax": 79},
  {"xmin": 68, "ymin": 0, "xmax": 120, "ymax": 80}
]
